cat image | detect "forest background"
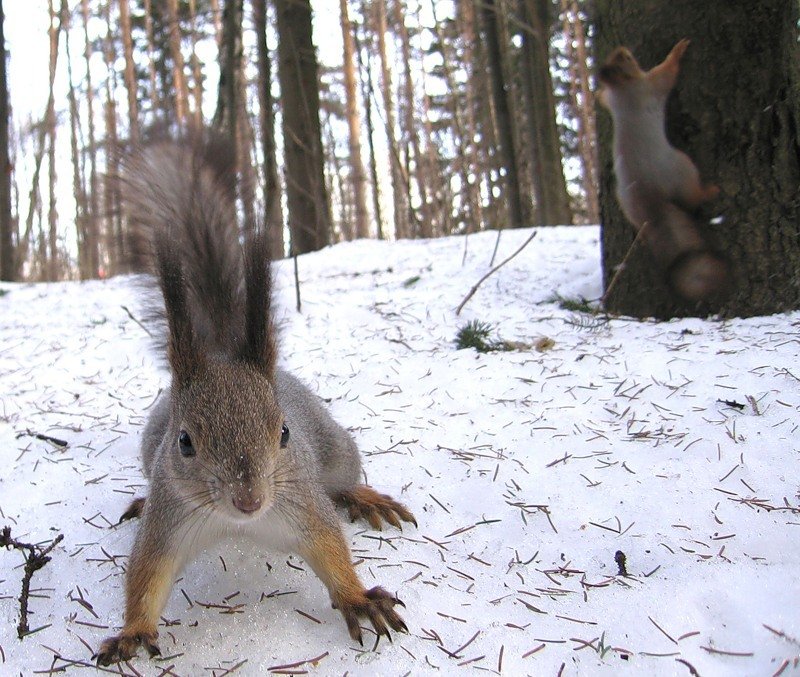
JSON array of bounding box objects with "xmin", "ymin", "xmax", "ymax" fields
[{"xmin": 0, "ymin": 1, "xmax": 797, "ymax": 320}]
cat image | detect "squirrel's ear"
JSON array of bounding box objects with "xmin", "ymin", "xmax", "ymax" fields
[
  {"xmin": 154, "ymin": 231, "xmax": 205, "ymax": 385},
  {"xmin": 241, "ymin": 229, "xmax": 277, "ymax": 378}
]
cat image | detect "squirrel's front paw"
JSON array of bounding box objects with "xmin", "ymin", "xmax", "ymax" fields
[
  {"xmin": 337, "ymin": 586, "xmax": 408, "ymax": 646},
  {"xmin": 94, "ymin": 630, "xmax": 160, "ymax": 666}
]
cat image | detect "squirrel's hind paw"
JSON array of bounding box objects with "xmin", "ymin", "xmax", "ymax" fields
[
  {"xmin": 336, "ymin": 486, "xmax": 416, "ymax": 530},
  {"xmin": 94, "ymin": 630, "xmax": 160, "ymax": 666},
  {"xmin": 339, "ymin": 586, "xmax": 408, "ymax": 646}
]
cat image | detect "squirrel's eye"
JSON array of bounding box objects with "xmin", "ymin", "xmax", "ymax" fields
[
  {"xmin": 179, "ymin": 430, "xmax": 195, "ymax": 457},
  {"xmin": 280, "ymin": 423, "xmax": 290, "ymax": 448}
]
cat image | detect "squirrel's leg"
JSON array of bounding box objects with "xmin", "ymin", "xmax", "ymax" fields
[
  {"xmin": 95, "ymin": 509, "xmax": 187, "ymax": 665},
  {"xmin": 335, "ymin": 485, "xmax": 416, "ymax": 530},
  {"xmin": 298, "ymin": 505, "xmax": 408, "ymax": 645}
]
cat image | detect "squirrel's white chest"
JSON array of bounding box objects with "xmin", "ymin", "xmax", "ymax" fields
[{"xmin": 211, "ymin": 510, "xmax": 300, "ymax": 553}]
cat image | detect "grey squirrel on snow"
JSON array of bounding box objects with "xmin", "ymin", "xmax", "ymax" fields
[
  {"xmin": 95, "ymin": 136, "xmax": 415, "ymax": 665},
  {"xmin": 598, "ymin": 39, "xmax": 730, "ymax": 302}
]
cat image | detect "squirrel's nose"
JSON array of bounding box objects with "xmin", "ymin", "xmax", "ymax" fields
[{"xmin": 232, "ymin": 492, "xmax": 263, "ymax": 514}]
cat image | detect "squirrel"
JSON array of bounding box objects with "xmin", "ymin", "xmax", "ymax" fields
[
  {"xmin": 598, "ymin": 39, "xmax": 730, "ymax": 302},
  {"xmin": 94, "ymin": 135, "xmax": 416, "ymax": 666}
]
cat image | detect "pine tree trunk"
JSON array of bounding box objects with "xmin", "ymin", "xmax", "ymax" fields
[
  {"xmin": 253, "ymin": 0, "xmax": 285, "ymax": 258},
  {"xmin": 143, "ymin": 0, "xmax": 162, "ymax": 118},
  {"xmin": 62, "ymin": 0, "xmax": 92, "ymax": 279},
  {"xmin": 17, "ymin": 121, "xmax": 46, "ymax": 276},
  {"xmin": 118, "ymin": 0, "xmax": 139, "ymax": 143},
  {"xmin": 394, "ymin": 1, "xmax": 429, "ymax": 238},
  {"xmin": 457, "ymin": 1, "xmax": 486, "ymax": 233},
  {"xmin": 103, "ymin": 1, "xmax": 124, "ymax": 272},
  {"xmin": 46, "ymin": 0, "xmax": 60, "ymax": 281},
  {"xmin": 481, "ymin": 0, "xmax": 525, "ymax": 230},
  {"xmin": 560, "ymin": 0, "xmax": 598, "ymax": 224},
  {"xmin": 188, "ymin": 0, "xmax": 204, "ymax": 124},
  {"xmin": 430, "ymin": 1, "xmax": 476, "ymax": 235},
  {"xmin": 520, "ymin": 0, "xmax": 572, "ymax": 225},
  {"xmin": 214, "ymin": 0, "xmax": 257, "ymax": 235},
  {"xmin": 275, "ymin": 0, "xmax": 330, "ymax": 254},
  {"xmin": 166, "ymin": 0, "xmax": 189, "ymax": 126},
  {"xmin": 0, "ymin": 0, "xmax": 13, "ymax": 281},
  {"xmin": 596, "ymin": 0, "xmax": 800, "ymax": 318},
  {"xmin": 374, "ymin": 0, "xmax": 407, "ymax": 239},
  {"xmin": 81, "ymin": 0, "xmax": 100, "ymax": 276},
  {"xmin": 339, "ymin": 0, "xmax": 369, "ymax": 239},
  {"xmin": 354, "ymin": 13, "xmax": 384, "ymax": 239}
]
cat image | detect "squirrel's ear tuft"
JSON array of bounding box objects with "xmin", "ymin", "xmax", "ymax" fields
[
  {"xmin": 154, "ymin": 230, "xmax": 205, "ymax": 385},
  {"xmin": 241, "ymin": 229, "xmax": 277, "ymax": 379}
]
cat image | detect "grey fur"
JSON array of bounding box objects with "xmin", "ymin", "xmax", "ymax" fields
[{"xmin": 96, "ymin": 137, "xmax": 412, "ymax": 666}]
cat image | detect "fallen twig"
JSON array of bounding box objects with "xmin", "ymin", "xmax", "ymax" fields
[
  {"xmin": 455, "ymin": 231, "xmax": 537, "ymax": 315},
  {"xmin": 0, "ymin": 526, "xmax": 64, "ymax": 638}
]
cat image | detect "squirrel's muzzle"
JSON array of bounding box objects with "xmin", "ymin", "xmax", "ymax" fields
[{"xmin": 231, "ymin": 487, "xmax": 264, "ymax": 515}]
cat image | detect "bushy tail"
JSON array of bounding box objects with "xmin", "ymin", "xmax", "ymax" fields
[
  {"xmin": 645, "ymin": 200, "xmax": 730, "ymax": 303},
  {"xmin": 122, "ymin": 134, "xmax": 275, "ymax": 374}
]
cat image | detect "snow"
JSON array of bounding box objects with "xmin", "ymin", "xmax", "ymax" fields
[{"xmin": 1, "ymin": 226, "xmax": 799, "ymax": 676}]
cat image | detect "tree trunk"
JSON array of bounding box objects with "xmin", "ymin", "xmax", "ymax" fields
[
  {"xmin": 253, "ymin": 0, "xmax": 285, "ymax": 258},
  {"xmin": 166, "ymin": 0, "xmax": 189, "ymax": 126},
  {"xmin": 214, "ymin": 0, "xmax": 257, "ymax": 236},
  {"xmin": 275, "ymin": 0, "xmax": 330, "ymax": 254},
  {"xmin": 118, "ymin": 0, "xmax": 139, "ymax": 144},
  {"xmin": 0, "ymin": 0, "xmax": 13, "ymax": 281},
  {"xmin": 188, "ymin": 0, "xmax": 204, "ymax": 125},
  {"xmin": 81, "ymin": 0, "xmax": 100, "ymax": 276},
  {"xmin": 374, "ymin": 0, "xmax": 407, "ymax": 239},
  {"xmin": 520, "ymin": 0, "xmax": 572, "ymax": 225},
  {"xmin": 354, "ymin": 12, "xmax": 384, "ymax": 239},
  {"xmin": 339, "ymin": 0, "xmax": 369, "ymax": 239},
  {"xmin": 481, "ymin": 0, "xmax": 525, "ymax": 230},
  {"xmin": 143, "ymin": 0, "xmax": 162, "ymax": 119},
  {"xmin": 560, "ymin": 0, "xmax": 598, "ymax": 224},
  {"xmin": 62, "ymin": 0, "xmax": 92, "ymax": 279},
  {"xmin": 394, "ymin": 0, "xmax": 428, "ymax": 238},
  {"xmin": 596, "ymin": 0, "xmax": 800, "ymax": 318},
  {"xmin": 104, "ymin": 1, "xmax": 124, "ymax": 272},
  {"xmin": 46, "ymin": 0, "xmax": 60, "ymax": 281},
  {"xmin": 430, "ymin": 1, "xmax": 477, "ymax": 235},
  {"xmin": 457, "ymin": 1, "xmax": 486, "ymax": 233}
]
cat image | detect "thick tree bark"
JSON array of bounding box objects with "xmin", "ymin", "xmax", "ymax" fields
[
  {"xmin": 481, "ymin": 0, "xmax": 525, "ymax": 230},
  {"xmin": 596, "ymin": 0, "xmax": 800, "ymax": 318},
  {"xmin": 253, "ymin": 0, "xmax": 285, "ymax": 258},
  {"xmin": 275, "ymin": 0, "xmax": 330, "ymax": 254},
  {"xmin": 0, "ymin": 0, "xmax": 13, "ymax": 281},
  {"xmin": 339, "ymin": 0, "xmax": 369, "ymax": 239},
  {"xmin": 520, "ymin": 0, "xmax": 572, "ymax": 226}
]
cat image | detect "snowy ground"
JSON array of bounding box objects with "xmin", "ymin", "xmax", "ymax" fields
[{"xmin": 1, "ymin": 226, "xmax": 799, "ymax": 677}]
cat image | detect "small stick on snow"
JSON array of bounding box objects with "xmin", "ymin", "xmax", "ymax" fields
[{"xmin": 455, "ymin": 231, "xmax": 537, "ymax": 315}]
